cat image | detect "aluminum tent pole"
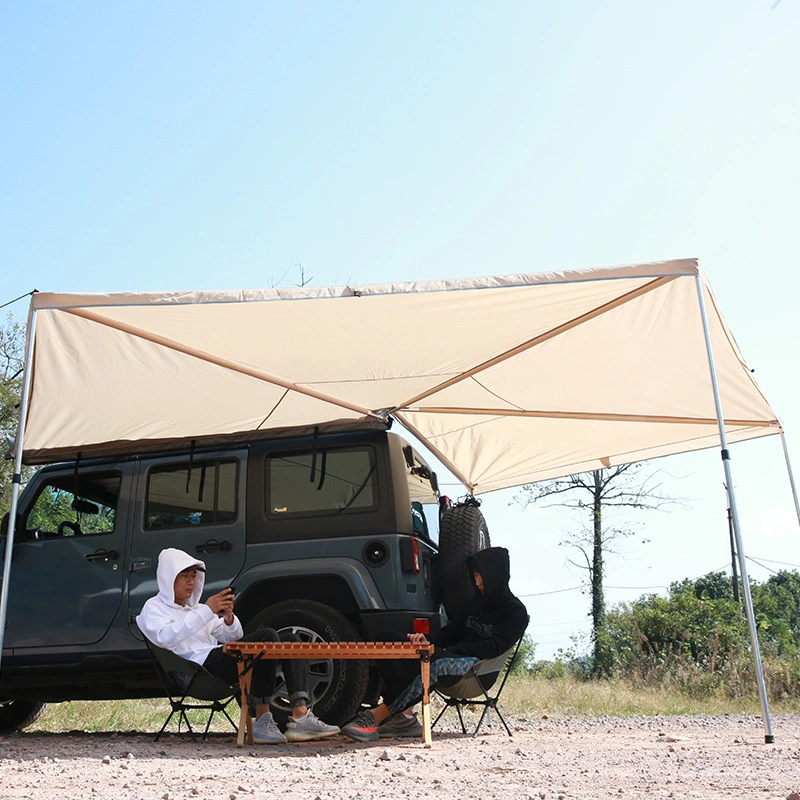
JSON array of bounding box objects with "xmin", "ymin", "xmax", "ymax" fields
[
  {"xmin": 779, "ymin": 433, "xmax": 800, "ymax": 528},
  {"xmin": 0, "ymin": 307, "xmax": 37, "ymax": 670},
  {"xmin": 695, "ymin": 275, "xmax": 774, "ymax": 744}
]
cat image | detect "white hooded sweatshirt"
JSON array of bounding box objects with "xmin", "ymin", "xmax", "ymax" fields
[{"xmin": 136, "ymin": 548, "xmax": 243, "ymax": 665}]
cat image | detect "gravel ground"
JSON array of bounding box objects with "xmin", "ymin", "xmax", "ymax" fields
[{"xmin": 1, "ymin": 715, "xmax": 799, "ymax": 800}]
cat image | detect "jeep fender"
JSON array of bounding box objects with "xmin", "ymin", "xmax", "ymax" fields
[{"xmin": 233, "ymin": 557, "xmax": 383, "ymax": 625}]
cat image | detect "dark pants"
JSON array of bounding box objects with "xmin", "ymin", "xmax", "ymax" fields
[{"xmin": 203, "ymin": 626, "xmax": 311, "ymax": 710}]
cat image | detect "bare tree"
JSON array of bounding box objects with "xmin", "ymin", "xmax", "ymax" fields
[{"xmin": 515, "ymin": 464, "xmax": 680, "ymax": 675}]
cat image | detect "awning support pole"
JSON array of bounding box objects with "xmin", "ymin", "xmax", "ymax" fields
[
  {"xmin": 695, "ymin": 276, "xmax": 774, "ymax": 744},
  {"xmin": 779, "ymin": 433, "xmax": 800, "ymax": 528},
  {"xmin": 0, "ymin": 308, "xmax": 37, "ymax": 670}
]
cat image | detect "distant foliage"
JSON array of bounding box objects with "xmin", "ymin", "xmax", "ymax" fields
[
  {"xmin": 599, "ymin": 569, "xmax": 800, "ymax": 698},
  {"xmin": 751, "ymin": 570, "xmax": 800, "ymax": 659},
  {"xmin": 0, "ymin": 313, "xmax": 25, "ymax": 517},
  {"xmin": 507, "ymin": 633, "xmax": 537, "ymax": 675}
]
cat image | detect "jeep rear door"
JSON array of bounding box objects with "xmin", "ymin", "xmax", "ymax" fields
[{"xmin": 127, "ymin": 450, "xmax": 247, "ymax": 636}]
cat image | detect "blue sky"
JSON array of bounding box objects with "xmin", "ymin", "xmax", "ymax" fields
[{"xmin": 2, "ymin": 2, "xmax": 799, "ymax": 658}]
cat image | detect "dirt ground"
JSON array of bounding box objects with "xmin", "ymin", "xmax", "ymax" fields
[{"xmin": 1, "ymin": 714, "xmax": 799, "ymax": 800}]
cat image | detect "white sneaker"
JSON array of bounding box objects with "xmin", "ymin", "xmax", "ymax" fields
[
  {"xmin": 252, "ymin": 712, "xmax": 287, "ymax": 744},
  {"xmin": 285, "ymin": 709, "xmax": 341, "ymax": 742}
]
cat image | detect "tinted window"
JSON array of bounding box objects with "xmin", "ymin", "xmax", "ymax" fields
[
  {"xmin": 145, "ymin": 460, "xmax": 238, "ymax": 529},
  {"xmin": 266, "ymin": 447, "xmax": 377, "ymax": 518},
  {"xmin": 26, "ymin": 472, "xmax": 121, "ymax": 538}
]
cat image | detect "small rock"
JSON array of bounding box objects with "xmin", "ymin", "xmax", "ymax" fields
[
  {"xmin": 786, "ymin": 793, "xmax": 800, "ymax": 800},
  {"xmin": 102, "ymin": 756, "xmax": 111, "ymax": 764},
  {"xmin": 379, "ymin": 750, "xmax": 392, "ymax": 761}
]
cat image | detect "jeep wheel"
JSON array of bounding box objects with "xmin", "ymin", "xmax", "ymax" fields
[
  {"xmin": 0, "ymin": 700, "xmax": 46, "ymax": 732},
  {"xmin": 438, "ymin": 505, "xmax": 491, "ymax": 620},
  {"xmin": 246, "ymin": 599, "xmax": 369, "ymax": 727}
]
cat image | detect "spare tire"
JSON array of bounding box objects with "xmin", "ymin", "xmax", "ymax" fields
[{"xmin": 438, "ymin": 505, "xmax": 491, "ymax": 620}]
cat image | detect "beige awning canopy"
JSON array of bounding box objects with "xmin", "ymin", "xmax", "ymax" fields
[{"xmin": 19, "ymin": 257, "xmax": 782, "ymax": 493}]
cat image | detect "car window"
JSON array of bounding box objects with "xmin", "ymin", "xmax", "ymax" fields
[
  {"xmin": 25, "ymin": 471, "xmax": 121, "ymax": 538},
  {"xmin": 266, "ymin": 446, "xmax": 378, "ymax": 518},
  {"xmin": 145, "ymin": 459, "xmax": 238, "ymax": 529},
  {"xmin": 404, "ymin": 448, "xmax": 439, "ymax": 544}
]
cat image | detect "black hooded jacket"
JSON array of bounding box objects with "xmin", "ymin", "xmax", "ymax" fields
[{"xmin": 432, "ymin": 546, "xmax": 529, "ymax": 661}]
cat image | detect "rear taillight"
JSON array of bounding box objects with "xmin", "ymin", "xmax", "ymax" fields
[{"xmin": 410, "ymin": 538, "xmax": 420, "ymax": 573}]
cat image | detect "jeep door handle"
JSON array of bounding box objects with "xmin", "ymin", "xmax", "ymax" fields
[
  {"xmin": 85, "ymin": 549, "xmax": 120, "ymax": 563},
  {"xmin": 196, "ymin": 539, "xmax": 232, "ymax": 554}
]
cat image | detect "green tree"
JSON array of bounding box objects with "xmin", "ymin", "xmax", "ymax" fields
[
  {"xmin": 515, "ymin": 465, "xmax": 678, "ymax": 676},
  {"xmin": 751, "ymin": 570, "xmax": 800, "ymax": 658},
  {"xmin": 0, "ymin": 313, "xmax": 25, "ymax": 517},
  {"xmin": 670, "ymin": 570, "xmax": 735, "ymax": 601},
  {"xmin": 606, "ymin": 573, "xmax": 748, "ymax": 680}
]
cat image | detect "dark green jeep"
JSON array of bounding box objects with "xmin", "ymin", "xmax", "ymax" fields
[{"xmin": 0, "ymin": 423, "xmax": 489, "ymax": 729}]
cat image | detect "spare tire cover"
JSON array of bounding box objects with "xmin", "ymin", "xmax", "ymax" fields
[{"xmin": 438, "ymin": 505, "xmax": 491, "ymax": 620}]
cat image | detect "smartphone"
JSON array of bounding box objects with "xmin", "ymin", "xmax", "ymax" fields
[{"xmin": 218, "ymin": 586, "xmax": 236, "ymax": 616}]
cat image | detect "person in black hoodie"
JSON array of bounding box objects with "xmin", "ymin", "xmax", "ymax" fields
[{"xmin": 342, "ymin": 546, "xmax": 529, "ymax": 741}]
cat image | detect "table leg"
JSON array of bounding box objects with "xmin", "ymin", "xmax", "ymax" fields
[
  {"xmin": 235, "ymin": 659, "xmax": 253, "ymax": 748},
  {"xmin": 420, "ymin": 656, "xmax": 432, "ymax": 748}
]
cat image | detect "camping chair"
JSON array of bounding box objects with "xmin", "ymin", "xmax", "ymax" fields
[
  {"xmin": 431, "ymin": 636, "xmax": 524, "ymax": 737},
  {"xmin": 144, "ymin": 639, "xmax": 239, "ymax": 742}
]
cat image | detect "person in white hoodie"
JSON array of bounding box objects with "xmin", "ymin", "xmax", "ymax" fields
[{"xmin": 136, "ymin": 548, "xmax": 339, "ymax": 744}]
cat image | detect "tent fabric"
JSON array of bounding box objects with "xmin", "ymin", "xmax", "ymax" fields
[{"xmin": 19, "ymin": 258, "xmax": 782, "ymax": 493}]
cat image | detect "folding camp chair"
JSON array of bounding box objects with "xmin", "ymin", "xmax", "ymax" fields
[
  {"xmin": 144, "ymin": 639, "xmax": 239, "ymax": 742},
  {"xmin": 431, "ymin": 636, "xmax": 524, "ymax": 737}
]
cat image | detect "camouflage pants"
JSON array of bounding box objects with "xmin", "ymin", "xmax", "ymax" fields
[{"xmin": 387, "ymin": 655, "xmax": 478, "ymax": 713}]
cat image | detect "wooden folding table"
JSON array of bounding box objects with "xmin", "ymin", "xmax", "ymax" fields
[{"xmin": 222, "ymin": 641, "xmax": 435, "ymax": 747}]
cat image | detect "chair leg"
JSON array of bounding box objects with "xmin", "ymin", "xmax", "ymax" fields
[
  {"xmin": 178, "ymin": 708, "xmax": 198, "ymax": 742},
  {"xmin": 154, "ymin": 707, "xmax": 178, "ymax": 743},
  {"xmin": 200, "ymin": 699, "xmax": 239, "ymax": 740},
  {"xmin": 472, "ymin": 698, "xmax": 513, "ymax": 738},
  {"xmin": 492, "ymin": 704, "xmax": 514, "ymax": 737},
  {"xmin": 453, "ymin": 702, "xmax": 468, "ymax": 734},
  {"xmin": 432, "ymin": 701, "xmax": 449, "ymax": 730},
  {"xmin": 202, "ymin": 710, "xmax": 216, "ymax": 740},
  {"xmin": 472, "ymin": 703, "xmax": 491, "ymax": 737},
  {"xmin": 432, "ymin": 696, "xmax": 469, "ymax": 734}
]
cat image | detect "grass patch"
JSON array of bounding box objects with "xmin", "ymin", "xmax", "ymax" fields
[
  {"xmin": 503, "ymin": 674, "xmax": 800, "ymax": 717},
  {"xmin": 27, "ymin": 697, "xmax": 237, "ymax": 735},
  {"xmin": 23, "ymin": 675, "xmax": 800, "ymax": 734}
]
